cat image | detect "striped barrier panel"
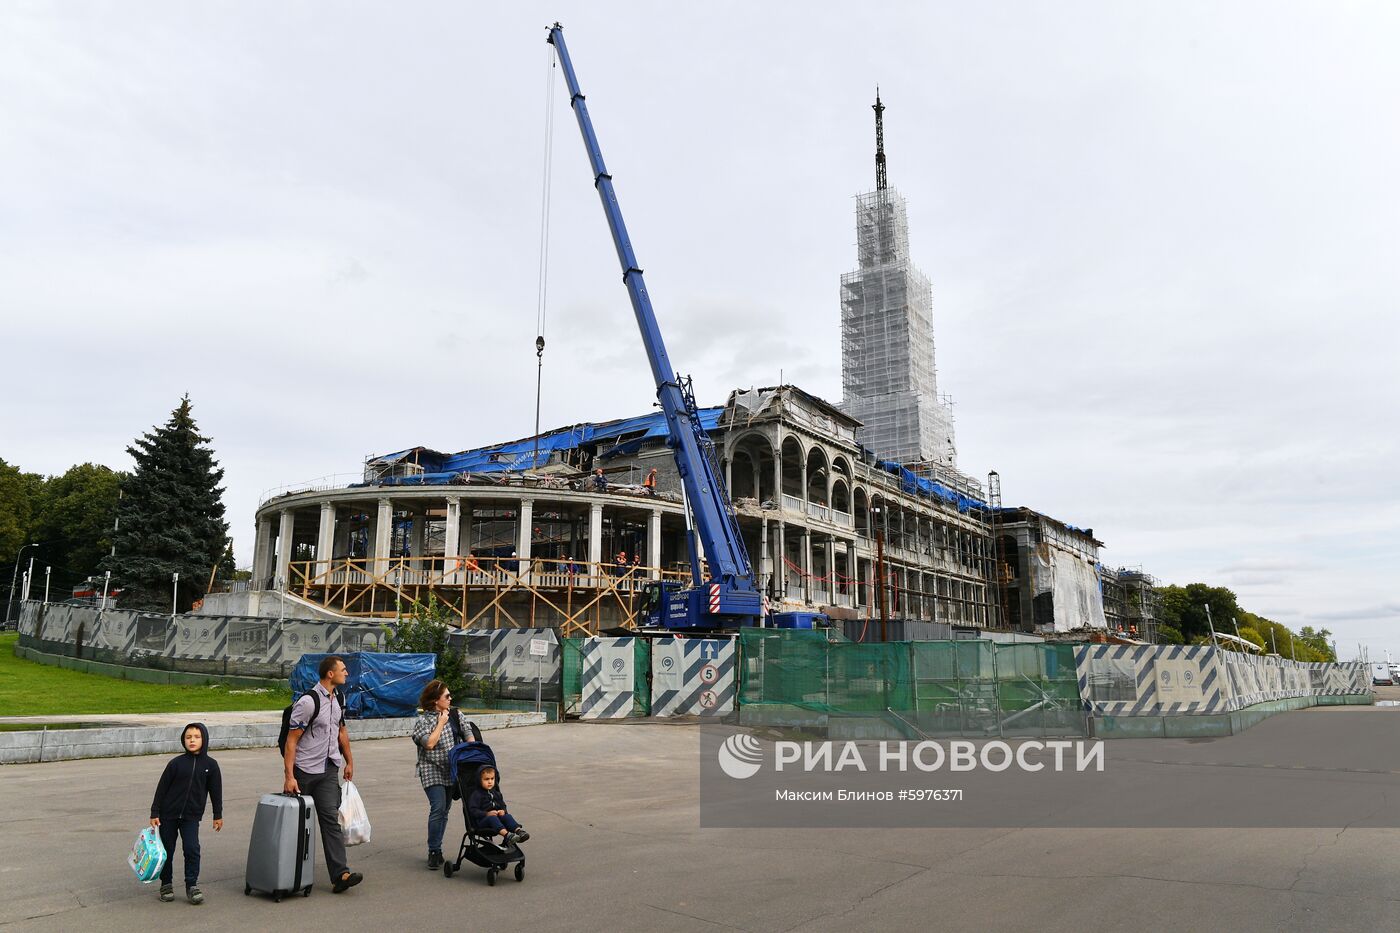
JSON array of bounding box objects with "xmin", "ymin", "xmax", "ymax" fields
[
  {"xmin": 578, "ymin": 637, "xmax": 640, "ymax": 720},
  {"xmin": 175, "ymin": 617, "xmax": 228, "ymax": 659},
  {"xmin": 489, "ymin": 629, "xmax": 562, "ymax": 693},
  {"xmin": 16, "ymin": 601, "xmax": 39, "ymax": 636},
  {"xmin": 89, "ymin": 611, "xmax": 139, "ymax": 653},
  {"xmin": 279, "ymin": 621, "xmax": 337, "ymax": 661},
  {"xmin": 1074, "ymin": 644, "xmax": 1227, "ymax": 716},
  {"xmin": 650, "ymin": 637, "xmax": 736, "ymax": 717}
]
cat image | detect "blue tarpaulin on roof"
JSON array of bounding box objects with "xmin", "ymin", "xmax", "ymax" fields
[
  {"xmin": 368, "ymin": 408, "xmax": 723, "ymax": 480},
  {"xmin": 290, "ymin": 652, "xmax": 436, "ymax": 719}
]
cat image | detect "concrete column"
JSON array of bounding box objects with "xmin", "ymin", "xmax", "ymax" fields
[
  {"xmin": 776, "ymin": 521, "xmax": 786, "ymax": 600},
  {"xmin": 773, "ymin": 449, "xmax": 783, "ymax": 506},
  {"xmin": 373, "ymin": 497, "xmax": 393, "ymax": 573},
  {"xmin": 648, "ymin": 509, "xmax": 662, "ymax": 580},
  {"xmin": 443, "ymin": 498, "xmax": 461, "ymax": 579},
  {"xmin": 460, "ymin": 502, "xmax": 473, "ymax": 557},
  {"xmin": 724, "ymin": 458, "xmax": 733, "ymax": 498},
  {"xmin": 253, "ymin": 516, "xmax": 275, "ymax": 588},
  {"xmin": 759, "ymin": 518, "xmax": 770, "ymax": 594},
  {"xmin": 409, "ymin": 511, "xmax": 426, "ymax": 560},
  {"xmin": 276, "ymin": 509, "xmax": 295, "ymax": 591},
  {"xmin": 587, "ymin": 502, "xmax": 603, "ymax": 582},
  {"xmin": 802, "ymin": 529, "xmax": 813, "ymax": 604},
  {"xmin": 517, "ymin": 498, "xmax": 534, "ymax": 579},
  {"xmin": 828, "ymin": 536, "xmax": 838, "ymax": 605},
  {"xmin": 315, "ymin": 502, "xmax": 336, "ymax": 570}
]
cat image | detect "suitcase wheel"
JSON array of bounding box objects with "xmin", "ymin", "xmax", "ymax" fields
[{"xmin": 244, "ymin": 885, "xmax": 251, "ymax": 896}]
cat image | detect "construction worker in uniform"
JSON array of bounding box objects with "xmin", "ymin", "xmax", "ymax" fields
[{"xmin": 643, "ymin": 468, "xmax": 657, "ymax": 497}]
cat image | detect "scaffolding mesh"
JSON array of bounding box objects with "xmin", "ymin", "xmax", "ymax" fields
[
  {"xmin": 840, "ymin": 188, "xmax": 957, "ymax": 467},
  {"xmin": 738, "ymin": 629, "xmax": 1085, "ymax": 738}
]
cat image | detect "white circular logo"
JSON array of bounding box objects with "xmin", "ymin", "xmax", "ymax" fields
[{"xmin": 717, "ymin": 734, "xmax": 763, "ymax": 780}]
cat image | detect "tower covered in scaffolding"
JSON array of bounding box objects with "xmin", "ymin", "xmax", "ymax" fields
[{"xmin": 840, "ymin": 92, "xmax": 958, "ymax": 469}]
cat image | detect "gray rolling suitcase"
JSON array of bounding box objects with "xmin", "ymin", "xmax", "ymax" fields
[{"xmin": 244, "ymin": 792, "xmax": 315, "ymax": 901}]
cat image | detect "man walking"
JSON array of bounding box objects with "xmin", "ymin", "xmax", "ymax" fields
[{"xmin": 283, "ymin": 655, "xmax": 364, "ymax": 893}]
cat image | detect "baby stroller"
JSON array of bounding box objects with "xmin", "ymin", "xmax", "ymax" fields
[{"xmin": 444, "ymin": 720, "xmax": 526, "ymax": 885}]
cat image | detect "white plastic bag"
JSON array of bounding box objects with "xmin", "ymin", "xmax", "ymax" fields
[{"xmin": 338, "ymin": 781, "xmax": 371, "ymax": 846}]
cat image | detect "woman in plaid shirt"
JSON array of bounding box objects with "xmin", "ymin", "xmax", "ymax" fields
[{"xmin": 412, "ymin": 680, "xmax": 462, "ymax": 870}]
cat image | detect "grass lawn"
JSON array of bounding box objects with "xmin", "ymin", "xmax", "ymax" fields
[{"xmin": 0, "ymin": 633, "xmax": 289, "ymax": 717}]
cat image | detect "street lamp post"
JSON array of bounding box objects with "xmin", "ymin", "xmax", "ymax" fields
[
  {"xmin": 43, "ymin": 566, "xmax": 51, "ymax": 606},
  {"xmin": 172, "ymin": 572, "xmax": 180, "ymax": 618},
  {"xmin": 5, "ymin": 542, "xmax": 39, "ymax": 627},
  {"xmin": 100, "ymin": 570, "xmax": 111, "ymax": 611}
]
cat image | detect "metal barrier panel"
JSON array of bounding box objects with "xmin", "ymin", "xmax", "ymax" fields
[
  {"xmin": 279, "ymin": 621, "xmax": 337, "ymax": 661},
  {"xmin": 174, "ymin": 617, "xmax": 227, "ymax": 659},
  {"xmin": 651, "ymin": 637, "xmax": 736, "ymax": 716},
  {"xmin": 1072, "ymin": 645, "xmax": 1373, "ymax": 716},
  {"xmin": 578, "ymin": 636, "xmax": 642, "ymax": 719},
  {"xmin": 1074, "ymin": 644, "xmax": 1228, "ymax": 716}
]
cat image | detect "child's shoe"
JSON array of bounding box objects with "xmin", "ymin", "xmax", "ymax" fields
[
  {"xmin": 512, "ymin": 828, "xmax": 530, "ymax": 843},
  {"xmin": 186, "ymin": 885, "xmax": 204, "ymax": 905},
  {"xmin": 159, "ymin": 884, "xmax": 174, "ymax": 902}
]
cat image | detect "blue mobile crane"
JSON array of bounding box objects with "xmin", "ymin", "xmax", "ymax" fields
[{"xmin": 547, "ymin": 23, "xmax": 762, "ymax": 629}]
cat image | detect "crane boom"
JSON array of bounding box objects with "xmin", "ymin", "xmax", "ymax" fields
[{"xmin": 547, "ymin": 23, "xmax": 760, "ymax": 628}]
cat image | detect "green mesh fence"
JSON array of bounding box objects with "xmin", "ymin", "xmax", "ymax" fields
[
  {"xmin": 562, "ymin": 637, "xmax": 584, "ymax": 715},
  {"xmin": 738, "ymin": 630, "xmax": 1086, "ymax": 738},
  {"xmin": 561, "ymin": 636, "xmax": 651, "ymax": 718}
]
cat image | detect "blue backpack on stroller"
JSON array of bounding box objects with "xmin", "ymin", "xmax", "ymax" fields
[{"xmin": 443, "ymin": 720, "xmax": 526, "ymax": 886}]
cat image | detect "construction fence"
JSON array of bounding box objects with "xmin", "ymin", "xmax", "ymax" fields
[{"xmin": 737, "ymin": 629, "xmax": 1085, "ymax": 738}]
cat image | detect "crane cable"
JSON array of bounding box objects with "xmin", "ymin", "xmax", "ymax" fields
[{"xmin": 531, "ymin": 45, "xmax": 558, "ymax": 471}]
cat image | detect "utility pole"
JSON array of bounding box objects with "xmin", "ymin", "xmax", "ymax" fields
[
  {"xmin": 23, "ymin": 555, "xmax": 34, "ymax": 601},
  {"xmin": 1287, "ymin": 629, "xmax": 1295, "ymax": 660},
  {"xmin": 172, "ymin": 572, "xmax": 180, "ymax": 618},
  {"xmin": 43, "ymin": 566, "xmax": 51, "ymax": 606},
  {"xmin": 1204, "ymin": 603, "xmax": 1220, "ymax": 650},
  {"xmin": 100, "ymin": 570, "xmax": 111, "ymax": 610}
]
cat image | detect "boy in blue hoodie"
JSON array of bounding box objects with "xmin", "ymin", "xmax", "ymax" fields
[{"xmin": 149, "ymin": 722, "xmax": 223, "ymax": 904}]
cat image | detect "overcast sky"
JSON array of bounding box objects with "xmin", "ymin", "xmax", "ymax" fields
[{"xmin": 2, "ymin": 2, "xmax": 1394, "ymax": 659}]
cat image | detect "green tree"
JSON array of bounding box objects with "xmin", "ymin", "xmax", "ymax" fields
[
  {"xmin": 35, "ymin": 463, "xmax": 124, "ymax": 584},
  {"xmin": 0, "ymin": 458, "xmax": 45, "ymax": 566},
  {"xmin": 107, "ymin": 396, "xmax": 229, "ymax": 611},
  {"xmin": 1158, "ymin": 583, "xmax": 1241, "ymax": 642}
]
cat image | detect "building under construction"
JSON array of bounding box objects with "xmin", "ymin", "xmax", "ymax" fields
[{"xmin": 243, "ymin": 95, "xmax": 1143, "ymax": 639}]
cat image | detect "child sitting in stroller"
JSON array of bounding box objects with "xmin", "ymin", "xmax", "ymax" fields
[{"xmin": 467, "ymin": 767, "xmax": 529, "ymax": 846}]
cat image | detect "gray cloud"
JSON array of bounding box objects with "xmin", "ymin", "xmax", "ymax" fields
[{"xmin": 2, "ymin": 2, "xmax": 1396, "ymax": 658}]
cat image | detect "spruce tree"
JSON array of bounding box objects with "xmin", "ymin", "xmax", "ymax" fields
[{"xmin": 108, "ymin": 395, "xmax": 230, "ymax": 611}]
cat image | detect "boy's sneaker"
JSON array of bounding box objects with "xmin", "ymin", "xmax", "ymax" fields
[
  {"xmin": 511, "ymin": 828, "xmax": 530, "ymax": 843},
  {"xmin": 186, "ymin": 885, "xmax": 204, "ymax": 905},
  {"xmin": 158, "ymin": 884, "xmax": 174, "ymax": 902},
  {"xmin": 427, "ymin": 851, "xmax": 443, "ymax": 870}
]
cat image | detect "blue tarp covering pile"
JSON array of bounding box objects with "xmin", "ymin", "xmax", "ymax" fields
[
  {"xmin": 372, "ymin": 407, "xmax": 724, "ymax": 483},
  {"xmin": 290, "ymin": 652, "xmax": 436, "ymax": 719}
]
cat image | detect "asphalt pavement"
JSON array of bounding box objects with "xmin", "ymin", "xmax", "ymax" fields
[{"xmin": 2, "ymin": 705, "xmax": 1399, "ymax": 932}]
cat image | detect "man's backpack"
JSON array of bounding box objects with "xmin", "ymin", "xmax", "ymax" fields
[{"xmin": 277, "ymin": 689, "xmax": 342, "ymax": 757}]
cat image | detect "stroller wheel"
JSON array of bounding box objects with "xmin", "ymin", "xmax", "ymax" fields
[
  {"xmin": 443, "ymin": 861, "xmax": 454, "ymax": 878},
  {"xmin": 487, "ymin": 869, "xmax": 497, "ymax": 886},
  {"xmin": 515, "ymin": 862, "xmax": 525, "ymax": 882}
]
